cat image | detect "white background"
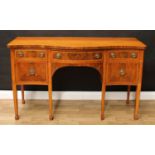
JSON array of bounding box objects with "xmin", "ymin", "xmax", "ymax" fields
[{"xmin": 0, "ymin": 0, "xmax": 155, "ymax": 155}]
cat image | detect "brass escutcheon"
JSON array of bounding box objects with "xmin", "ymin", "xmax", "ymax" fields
[
  {"xmin": 55, "ymin": 53, "xmax": 62, "ymax": 59},
  {"xmin": 94, "ymin": 53, "xmax": 102, "ymax": 59},
  {"xmin": 131, "ymin": 52, "xmax": 137, "ymax": 58},
  {"xmin": 110, "ymin": 52, "xmax": 116, "ymax": 58},
  {"xmin": 39, "ymin": 52, "xmax": 45, "ymax": 58},
  {"xmin": 29, "ymin": 67, "xmax": 35, "ymax": 76},
  {"xmin": 17, "ymin": 51, "xmax": 24, "ymax": 57},
  {"xmin": 120, "ymin": 68, "xmax": 126, "ymax": 76}
]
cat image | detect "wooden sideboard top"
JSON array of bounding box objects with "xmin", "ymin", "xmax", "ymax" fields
[{"xmin": 7, "ymin": 37, "xmax": 146, "ymax": 50}]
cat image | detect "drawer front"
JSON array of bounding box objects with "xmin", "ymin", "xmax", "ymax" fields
[
  {"xmin": 53, "ymin": 51, "xmax": 103, "ymax": 61},
  {"xmin": 106, "ymin": 63, "xmax": 139, "ymax": 84},
  {"xmin": 15, "ymin": 50, "xmax": 47, "ymax": 60},
  {"xmin": 16, "ymin": 62, "xmax": 47, "ymax": 83},
  {"xmin": 107, "ymin": 50, "xmax": 139, "ymax": 61}
]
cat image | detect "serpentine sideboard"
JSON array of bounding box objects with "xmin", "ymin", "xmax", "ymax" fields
[{"xmin": 7, "ymin": 37, "xmax": 146, "ymax": 120}]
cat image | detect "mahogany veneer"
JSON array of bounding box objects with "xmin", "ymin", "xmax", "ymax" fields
[{"xmin": 7, "ymin": 37, "xmax": 146, "ymax": 120}]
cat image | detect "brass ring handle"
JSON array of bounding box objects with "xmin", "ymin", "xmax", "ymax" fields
[
  {"xmin": 55, "ymin": 53, "xmax": 62, "ymax": 59},
  {"xmin": 120, "ymin": 68, "xmax": 126, "ymax": 76},
  {"xmin": 131, "ymin": 52, "xmax": 137, "ymax": 58},
  {"xmin": 39, "ymin": 52, "xmax": 45, "ymax": 58},
  {"xmin": 94, "ymin": 53, "xmax": 101, "ymax": 59},
  {"xmin": 110, "ymin": 52, "xmax": 116, "ymax": 58},
  {"xmin": 17, "ymin": 51, "xmax": 24, "ymax": 57},
  {"xmin": 29, "ymin": 68, "xmax": 35, "ymax": 76}
]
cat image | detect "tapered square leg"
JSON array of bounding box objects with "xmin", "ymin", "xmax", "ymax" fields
[
  {"xmin": 48, "ymin": 81, "xmax": 54, "ymax": 120},
  {"xmin": 12, "ymin": 84, "xmax": 19, "ymax": 120},
  {"xmin": 101, "ymin": 59, "xmax": 106, "ymax": 120},
  {"xmin": 48, "ymin": 51, "xmax": 54, "ymax": 120},
  {"xmin": 48, "ymin": 82, "xmax": 54, "ymax": 120},
  {"xmin": 134, "ymin": 84, "xmax": 141, "ymax": 120},
  {"xmin": 126, "ymin": 86, "xmax": 131, "ymax": 105},
  {"xmin": 101, "ymin": 83, "xmax": 106, "ymax": 120},
  {"xmin": 21, "ymin": 85, "xmax": 25, "ymax": 104}
]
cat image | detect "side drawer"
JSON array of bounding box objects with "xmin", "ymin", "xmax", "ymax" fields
[
  {"xmin": 15, "ymin": 62, "xmax": 48, "ymax": 84},
  {"xmin": 15, "ymin": 50, "xmax": 47, "ymax": 60},
  {"xmin": 107, "ymin": 50, "xmax": 140, "ymax": 61},
  {"xmin": 106, "ymin": 63, "xmax": 139, "ymax": 85}
]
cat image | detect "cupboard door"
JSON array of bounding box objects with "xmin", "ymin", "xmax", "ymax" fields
[
  {"xmin": 16, "ymin": 62, "xmax": 48, "ymax": 84},
  {"xmin": 106, "ymin": 63, "xmax": 139, "ymax": 85}
]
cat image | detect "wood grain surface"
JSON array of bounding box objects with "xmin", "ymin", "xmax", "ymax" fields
[{"xmin": 7, "ymin": 37, "xmax": 146, "ymax": 50}]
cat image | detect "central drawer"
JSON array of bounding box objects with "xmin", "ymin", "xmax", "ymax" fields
[{"xmin": 52, "ymin": 51, "xmax": 103, "ymax": 61}]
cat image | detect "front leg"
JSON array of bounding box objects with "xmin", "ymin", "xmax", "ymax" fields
[
  {"xmin": 13, "ymin": 83, "xmax": 19, "ymax": 120},
  {"xmin": 48, "ymin": 80, "xmax": 54, "ymax": 120},
  {"xmin": 11, "ymin": 50, "xmax": 19, "ymax": 120},
  {"xmin": 134, "ymin": 84, "xmax": 141, "ymax": 120},
  {"xmin": 48, "ymin": 52, "xmax": 54, "ymax": 120},
  {"xmin": 101, "ymin": 62, "xmax": 106, "ymax": 120},
  {"xmin": 101, "ymin": 82, "xmax": 106, "ymax": 120}
]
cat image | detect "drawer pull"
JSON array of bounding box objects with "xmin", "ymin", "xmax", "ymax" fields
[
  {"xmin": 39, "ymin": 52, "xmax": 45, "ymax": 58},
  {"xmin": 17, "ymin": 51, "xmax": 24, "ymax": 57},
  {"xmin": 94, "ymin": 53, "xmax": 102, "ymax": 59},
  {"xmin": 55, "ymin": 53, "xmax": 62, "ymax": 59},
  {"xmin": 29, "ymin": 68, "xmax": 35, "ymax": 76},
  {"xmin": 120, "ymin": 68, "xmax": 126, "ymax": 76},
  {"xmin": 131, "ymin": 52, "xmax": 137, "ymax": 58},
  {"xmin": 110, "ymin": 52, "xmax": 116, "ymax": 58}
]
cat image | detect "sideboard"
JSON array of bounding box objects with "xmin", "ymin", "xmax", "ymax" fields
[{"xmin": 7, "ymin": 37, "xmax": 146, "ymax": 120}]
